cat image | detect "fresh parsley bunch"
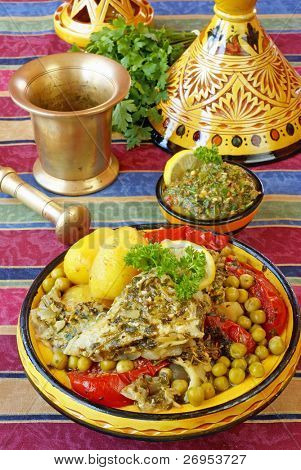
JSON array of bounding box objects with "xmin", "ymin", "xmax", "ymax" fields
[
  {"xmin": 125, "ymin": 243, "xmax": 206, "ymax": 300},
  {"xmin": 83, "ymin": 18, "xmax": 195, "ymax": 149}
]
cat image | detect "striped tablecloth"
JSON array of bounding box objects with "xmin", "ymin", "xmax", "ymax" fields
[{"xmin": 0, "ymin": 0, "xmax": 301, "ymax": 450}]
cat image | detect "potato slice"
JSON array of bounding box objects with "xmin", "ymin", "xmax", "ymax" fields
[
  {"xmin": 89, "ymin": 227, "xmax": 147, "ymax": 300},
  {"xmin": 64, "ymin": 227, "xmax": 114, "ymax": 284}
]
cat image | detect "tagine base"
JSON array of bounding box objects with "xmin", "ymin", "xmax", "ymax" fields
[
  {"xmin": 149, "ymin": 0, "xmax": 301, "ymax": 163},
  {"xmin": 151, "ymin": 128, "xmax": 301, "ymax": 166},
  {"xmin": 33, "ymin": 154, "xmax": 119, "ymax": 196}
]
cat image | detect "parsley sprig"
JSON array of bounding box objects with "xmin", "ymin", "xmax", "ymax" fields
[
  {"xmin": 78, "ymin": 18, "xmax": 196, "ymax": 149},
  {"xmin": 194, "ymin": 145, "xmax": 223, "ymax": 166},
  {"xmin": 125, "ymin": 243, "xmax": 206, "ymax": 300}
]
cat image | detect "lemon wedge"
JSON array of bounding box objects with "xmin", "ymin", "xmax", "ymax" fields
[
  {"xmin": 163, "ymin": 150, "xmax": 200, "ymax": 186},
  {"xmin": 161, "ymin": 239, "xmax": 216, "ymax": 290}
]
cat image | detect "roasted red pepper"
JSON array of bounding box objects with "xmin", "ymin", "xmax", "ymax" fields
[
  {"xmin": 225, "ymin": 259, "xmax": 288, "ymax": 338},
  {"xmin": 144, "ymin": 226, "xmax": 229, "ymax": 251},
  {"xmin": 205, "ymin": 315, "xmax": 256, "ymax": 353},
  {"xmin": 68, "ymin": 359, "xmax": 168, "ymax": 408}
]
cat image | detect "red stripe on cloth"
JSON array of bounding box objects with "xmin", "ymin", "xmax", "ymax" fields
[
  {"xmin": 1, "ymin": 422, "xmax": 301, "ymax": 450},
  {"xmin": 252, "ymin": 152, "xmax": 301, "ymax": 171},
  {"xmin": 0, "ymin": 70, "xmax": 14, "ymax": 91},
  {"xmin": 237, "ymin": 226, "xmax": 301, "ymax": 265},
  {"xmin": 114, "ymin": 143, "xmax": 169, "ymax": 171},
  {"xmin": 0, "ymin": 144, "xmax": 37, "ymax": 171},
  {"xmin": 271, "ymin": 33, "xmax": 301, "ymax": 53},
  {"xmin": 0, "ymin": 143, "xmax": 169, "ymax": 172},
  {"xmin": 0, "ymin": 336, "xmax": 22, "ymax": 371},
  {"xmin": 0, "ymin": 97, "xmax": 29, "ymax": 117},
  {"xmin": 0, "ymin": 35, "xmax": 68, "ymax": 58},
  {"xmin": 0, "ymin": 230, "xmax": 64, "ymax": 266},
  {"xmin": 0, "ymin": 288, "xmax": 27, "ymax": 325}
]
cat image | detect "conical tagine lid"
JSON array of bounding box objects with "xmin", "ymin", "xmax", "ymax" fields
[{"xmin": 150, "ymin": 0, "xmax": 301, "ymax": 163}]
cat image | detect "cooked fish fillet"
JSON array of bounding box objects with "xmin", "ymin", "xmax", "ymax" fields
[{"xmin": 63, "ymin": 271, "xmax": 211, "ymax": 361}]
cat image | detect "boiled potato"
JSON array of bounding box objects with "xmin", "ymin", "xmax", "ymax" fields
[
  {"xmin": 64, "ymin": 227, "xmax": 114, "ymax": 284},
  {"xmin": 62, "ymin": 284, "xmax": 94, "ymax": 306},
  {"xmin": 89, "ymin": 227, "xmax": 147, "ymax": 300}
]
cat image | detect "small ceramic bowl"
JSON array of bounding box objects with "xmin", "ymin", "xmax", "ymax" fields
[
  {"xmin": 156, "ymin": 162, "xmax": 264, "ymax": 234},
  {"xmin": 17, "ymin": 224, "xmax": 300, "ymax": 441}
]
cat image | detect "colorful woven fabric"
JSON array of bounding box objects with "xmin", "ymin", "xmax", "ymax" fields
[{"xmin": 0, "ymin": 0, "xmax": 301, "ymax": 450}]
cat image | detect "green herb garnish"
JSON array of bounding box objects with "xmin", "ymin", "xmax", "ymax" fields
[
  {"xmin": 125, "ymin": 243, "xmax": 206, "ymax": 300},
  {"xmin": 194, "ymin": 145, "xmax": 222, "ymax": 166},
  {"xmin": 77, "ymin": 19, "xmax": 196, "ymax": 149}
]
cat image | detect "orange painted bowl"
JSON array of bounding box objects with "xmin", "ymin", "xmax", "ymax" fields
[
  {"xmin": 17, "ymin": 224, "xmax": 300, "ymax": 441},
  {"xmin": 156, "ymin": 163, "xmax": 264, "ymax": 234}
]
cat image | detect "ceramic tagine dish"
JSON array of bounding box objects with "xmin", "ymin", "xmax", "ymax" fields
[
  {"xmin": 17, "ymin": 225, "xmax": 301, "ymax": 440},
  {"xmin": 150, "ymin": 0, "xmax": 301, "ymax": 164},
  {"xmin": 54, "ymin": 0, "xmax": 154, "ymax": 48}
]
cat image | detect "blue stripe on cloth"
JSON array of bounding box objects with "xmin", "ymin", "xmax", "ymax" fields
[
  {"xmin": 152, "ymin": 1, "xmax": 301, "ymax": 15},
  {"xmin": 0, "ymin": 413, "xmax": 300, "ymax": 422},
  {"xmin": 0, "ymin": 267, "xmax": 42, "ymax": 280},
  {"xmin": 1, "ymin": 1, "xmax": 301, "ymax": 17},
  {"xmin": 0, "ymin": 55, "xmax": 300, "ymax": 66},
  {"xmin": 0, "ymin": 265, "xmax": 299, "ymax": 280},
  {"xmin": 0, "ymin": 372, "xmax": 26, "ymax": 378},
  {"xmin": 0, "ymin": 57, "xmax": 40, "ymax": 65},
  {"xmin": 0, "ymin": 171, "xmax": 301, "ymax": 199},
  {"xmin": 0, "ymin": 2, "xmax": 61, "ymax": 17}
]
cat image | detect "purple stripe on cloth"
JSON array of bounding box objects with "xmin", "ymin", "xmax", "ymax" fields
[
  {"xmin": 0, "ymin": 34, "xmax": 68, "ymax": 58},
  {"xmin": 1, "ymin": 422, "xmax": 301, "ymax": 450},
  {"xmin": 0, "ymin": 336, "xmax": 22, "ymax": 371},
  {"xmin": 0, "ymin": 97, "xmax": 29, "ymax": 117},
  {"xmin": 0, "ymin": 288, "xmax": 27, "ymax": 325}
]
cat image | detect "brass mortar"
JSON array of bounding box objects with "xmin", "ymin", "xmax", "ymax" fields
[{"xmin": 9, "ymin": 52, "xmax": 131, "ymax": 195}]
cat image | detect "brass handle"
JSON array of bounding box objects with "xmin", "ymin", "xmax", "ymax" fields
[{"xmin": 0, "ymin": 166, "xmax": 91, "ymax": 245}]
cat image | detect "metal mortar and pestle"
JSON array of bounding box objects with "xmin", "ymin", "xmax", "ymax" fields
[{"xmin": 1, "ymin": 52, "xmax": 131, "ymax": 244}]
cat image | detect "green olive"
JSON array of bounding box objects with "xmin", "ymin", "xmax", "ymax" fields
[
  {"xmin": 237, "ymin": 289, "xmax": 249, "ymax": 304},
  {"xmin": 51, "ymin": 350, "xmax": 68, "ymax": 370},
  {"xmin": 187, "ymin": 386, "xmax": 205, "ymax": 406},
  {"xmin": 246, "ymin": 354, "xmax": 260, "ymax": 365},
  {"xmin": 50, "ymin": 266, "xmax": 65, "ymax": 280},
  {"xmin": 229, "ymin": 367, "xmax": 246, "ymax": 385},
  {"xmin": 68, "ymin": 355, "xmax": 78, "ymax": 370},
  {"xmin": 159, "ymin": 368, "xmax": 173, "ymax": 383},
  {"xmin": 212, "ymin": 362, "xmax": 228, "ymax": 377},
  {"xmin": 239, "ymin": 274, "xmax": 254, "ymax": 289},
  {"xmin": 201, "ymin": 382, "xmax": 216, "ymax": 400},
  {"xmin": 217, "ymin": 356, "xmax": 231, "ymax": 368},
  {"xmin": 255, "ymin": 345, "xmax": 269, "ymax": 361},
  {"xmin": 116, "ymin": 359, "xmax": 134, "ymax": 373},
  {"xmin": 213, "ymin": 376, "xmax": 230, "ymax": 392},
  {"xmin": 245, "ymin": 297, "xmax": 262, "ymax": 313},
  {"xmin": 221, "ymin": 246, "xmax": 233, "ymax": 257},
  {"xmin": 77, "ymin": 356, "xmax": 92, "ymax": 372},
  {"xmin": 172, "ymin": 379, "xmax": 188, "ymax": 395},
  {"xmin": 250, "ymin": 309, "xmax": 266, "ymax": 325},
  {"xmin": 250, "ymin": 324, "xmax": 260, "ymax": 333},
  {"xmin": 238, "ymin": 315, "xmax": 252, "ymax": 330},
  {"xmin": 42, "ymin": 277, "xmax": 55, "ymax": 293},
  {"xmin": 231, "ymin": 358, "xmax": 247, "ymax": 370},
  {"xmin": 54, "ymin": 277, "xmax": 71, "ymax": 292},
  {"xmin": 229, "ymin": 342, "xmax": 247, "ymax": 359},
  {"xmin": 225, "ymin": 276, "xmax": 240, "ymax": 288},
  {"xmin": 249, "ymin": 362, "xmax": 265, "ymax": 378},
  {"xmin": 268, "ymin": 336, "xmax": 286, "ymax": 355},
  {"xmin": 100, "ymin": 360, "xmax": 116, "ymax": 372},
  {"xmin": 259, "ymin": 339, "xmax": 268, "ymax": 346},
  {"xmin": 225, "ymin": 287, "xmax": 239, "ymax": 302},
  {"xmin": 251, "ymin": 326, "xmax": 266, "ymax": 343}
]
